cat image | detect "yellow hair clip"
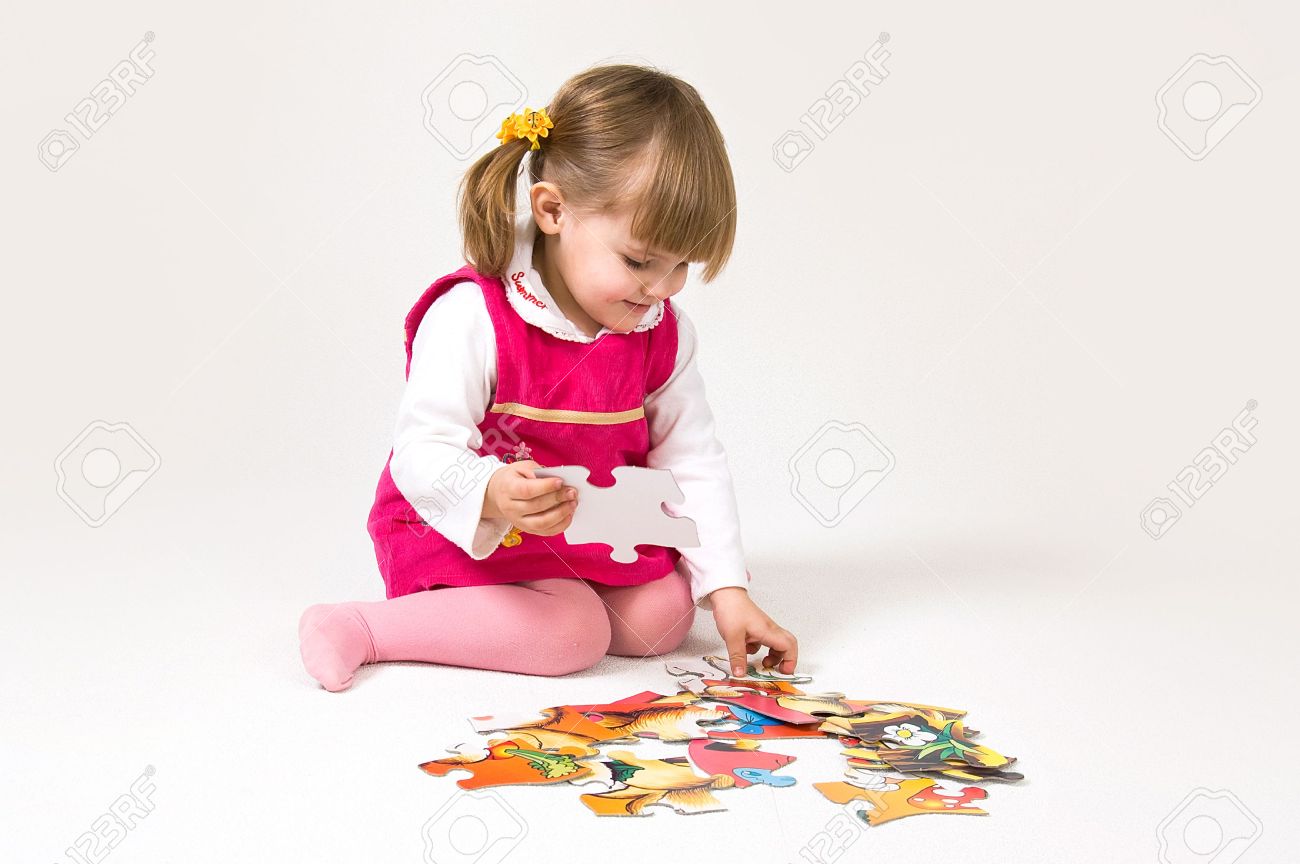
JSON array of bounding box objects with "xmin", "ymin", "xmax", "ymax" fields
[{"xmin": 495, "ymin": 107, "xmax": 554, "ymax": 150}]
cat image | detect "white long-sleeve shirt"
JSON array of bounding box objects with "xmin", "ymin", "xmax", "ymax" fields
[{"xmin": 389, "ymin": 209, "xmax": 751, "ymax": 610}]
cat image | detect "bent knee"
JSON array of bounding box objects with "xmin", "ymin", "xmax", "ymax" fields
[
  {"xmin": 527, "ymin": 593, "xmax": 613, "ymax": 676},
  {"xmin": 606, "ymin": 576, "xmax": 696, "ymax": 657},
  {"xmin": 609, "ymin": 605, "xmax": 695, "ymax": 657}
]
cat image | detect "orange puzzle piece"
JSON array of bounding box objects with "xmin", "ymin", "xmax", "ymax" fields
[
  {"xmin": 814, "ymin": 776, "xmax": 989, "ymax": 826},
  {"xmin": 419, "ymin": 737, "xmax": 595, "ymax": 790}
]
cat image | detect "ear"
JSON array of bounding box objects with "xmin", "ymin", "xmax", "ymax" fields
[{"xmin": 529, "ymin": 181, "xmax": 565, "ymax": 236}]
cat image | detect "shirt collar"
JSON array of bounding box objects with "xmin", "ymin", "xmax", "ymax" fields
[{"xmin": 501, "ymin": 209, "xmax": 664, "ymax": 343}]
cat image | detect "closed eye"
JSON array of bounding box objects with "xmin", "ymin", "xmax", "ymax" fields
[{"xmin": 624, "ymin": 256, "xmax": 689, "ymax": 271}]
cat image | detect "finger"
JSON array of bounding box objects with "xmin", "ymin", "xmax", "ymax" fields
[
  {"xmin": 516, "ymin": 499, "xmax": 574, "ymax": 535},
  {"xmin": 516, "ymin": 497, "xmax": 577, "ymax": 535},
  {"xmin": 509, "ymin": 471, "xmax": 567, "ymax": 503},
  {"xmin": 514, "ymin": 483, "xmax": 574, "ymax": 514},
  {"xmin": 501, "ymin": 459, "xmax": 536, "ymax": 490},
  {"xmin": 771, "ymin": 632, "xmax": 798, "ymax": 674},
  {"xmin": 722, "ymin": 628, "xmax": 751, "ymax": 678},
  {"xmin": 760, "ymin": 630, "xmax": 797, "ymax": 673}
]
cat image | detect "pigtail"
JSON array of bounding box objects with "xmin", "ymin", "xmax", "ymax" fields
[
  {"xmin": 458, "ymin": 64, "xmax": 737, "ymax": 284},
  {"xmin": 457, "ymin": 135, "xmax": 531, "ymax": 278}
]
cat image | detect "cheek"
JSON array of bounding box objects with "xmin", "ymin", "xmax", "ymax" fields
[
  {"xmin": 590, "ymin": 263, "xmax": 642, "ymax": 304},
  {"xmin": 662, "ymin": 268, "xmax": 688, "ymax": 295},
  {"xmin": 564, "ymin": 237, "xmax": 623, "ymax": 300}
]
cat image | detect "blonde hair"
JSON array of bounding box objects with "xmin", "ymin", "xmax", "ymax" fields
[{"xmin": 457, "ymin": 63, "xmax": 737, "ymax": 283}]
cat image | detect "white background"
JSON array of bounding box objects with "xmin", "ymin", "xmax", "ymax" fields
[{"xmin": 3, "ymin": 2, "xmax": 1297, "ymax": 862}]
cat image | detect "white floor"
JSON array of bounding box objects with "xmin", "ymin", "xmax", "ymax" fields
[{"xmin": 5, "ymin": 487, "xmax": 1295, "ymax": 862}]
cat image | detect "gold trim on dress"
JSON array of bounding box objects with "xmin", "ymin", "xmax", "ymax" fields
[{"xmin": 488, "ymin": 401, "xmax": 645, "ymax": 425}]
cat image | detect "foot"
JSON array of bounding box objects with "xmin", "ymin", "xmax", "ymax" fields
[{"xmin": 298, "ymin": 603, "xmax": 376, "ymax": 691}]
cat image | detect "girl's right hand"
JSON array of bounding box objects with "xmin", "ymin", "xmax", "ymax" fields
[{"xmin": 481, "ymin": 459, "xmax": 578, "ymax": 536}]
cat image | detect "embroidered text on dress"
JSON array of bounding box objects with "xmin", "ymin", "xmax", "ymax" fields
[{"xmin": 510, "ymin": 271, "xmax": 546, "ymax": 308}]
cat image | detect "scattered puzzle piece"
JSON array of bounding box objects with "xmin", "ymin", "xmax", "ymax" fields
[
  {"xmin": 579, "ymin": 750, "xmax": 735, "ymax": 816},
  {"xmin": 842, "ymin": 713, "xmax": 1014, "ymax": 770},
  {"xmin": 704, "ymin": 705, "xmax": 837, "ymax": 741},
  {"xmin": 699, "ymin": 654, "xmax": 814, "ymax": 685},
  {"xmin": 689, "ymin": 686, "xmax": 826, "ymax": 725},
  {"xmin": 814, "ymin": 777, "xmax": 988, "ymax": 826},
  {"xmin": 843, "ymin": 749, "xmax": 1025, "ymax": 784},
  {"xmin": 471, "ymin": 699, "xmax": 730, "ymax": 747},
  {"xmin": 418, "ymin": 737, "xmax": 595, "ymax": 789},
  {"xmin": 688, "ymin": 738, "xmax": 797, "ymax": 788},
  {"xmin": 666, "ymin": 660, "xmax": 861, "ymax": 719},
  {"xmin": 470, "ymin": 705, "xmax": 637, "ymax": 751},
  {"xmin": 841, "ymin": 700, "xmax": 968, "ymax": 720}
]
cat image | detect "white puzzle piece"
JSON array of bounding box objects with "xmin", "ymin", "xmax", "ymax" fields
[{"xmin": 533, "ymin": 465, "xmax": 700, "ymax": 563}]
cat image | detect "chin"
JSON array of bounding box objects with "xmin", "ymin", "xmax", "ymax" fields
[{"xmin": 600, "ymin": 312, "xmax": 635, "ymax": 332}]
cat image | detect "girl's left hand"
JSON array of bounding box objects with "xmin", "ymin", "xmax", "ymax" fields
[{"xmin": 707, "ymin": 587, "xmax": 799, "ymax": 677}]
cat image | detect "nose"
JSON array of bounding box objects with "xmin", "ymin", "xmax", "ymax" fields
[{"xmin": 635, "ymin": 274, "xmax": 685, "ymax": 304}]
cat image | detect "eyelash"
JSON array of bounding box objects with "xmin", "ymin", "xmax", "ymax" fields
[{"xmin": 623, "ymin": 256, "xmax": 688, "ymax": 271}]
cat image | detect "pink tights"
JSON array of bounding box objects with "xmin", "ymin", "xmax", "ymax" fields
[{"xmin": 298, "ymin": 567, "xmax": 696, "ymax": 691}]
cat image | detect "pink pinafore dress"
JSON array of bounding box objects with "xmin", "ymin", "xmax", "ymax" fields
[{"xmin": 367, "ymin": 265, "xmax": 682, "ymax": 599}]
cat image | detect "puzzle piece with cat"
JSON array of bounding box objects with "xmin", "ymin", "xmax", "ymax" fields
[{"xmin": 532, "ymin": 465, "xmax": 700, "ymax": 563}]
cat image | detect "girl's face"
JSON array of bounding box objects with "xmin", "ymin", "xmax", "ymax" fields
[{"xmin": 531, "ymin": 186, "xmax": 691, "ymax": 336}]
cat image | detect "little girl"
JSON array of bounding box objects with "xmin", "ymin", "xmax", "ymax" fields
[{"xmin": 298, "ymin": 63, "xmax": 798, "ymax": 691}]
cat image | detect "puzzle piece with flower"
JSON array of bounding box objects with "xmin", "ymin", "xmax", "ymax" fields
[{"xmin": 418, "ymin": 656, "xmax": 1024, "ymax": 822}]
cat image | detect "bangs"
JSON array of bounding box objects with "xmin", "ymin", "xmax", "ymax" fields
[{"xmin": 616, "ymin": 127, "xmax": 737, "ymax": 283}]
